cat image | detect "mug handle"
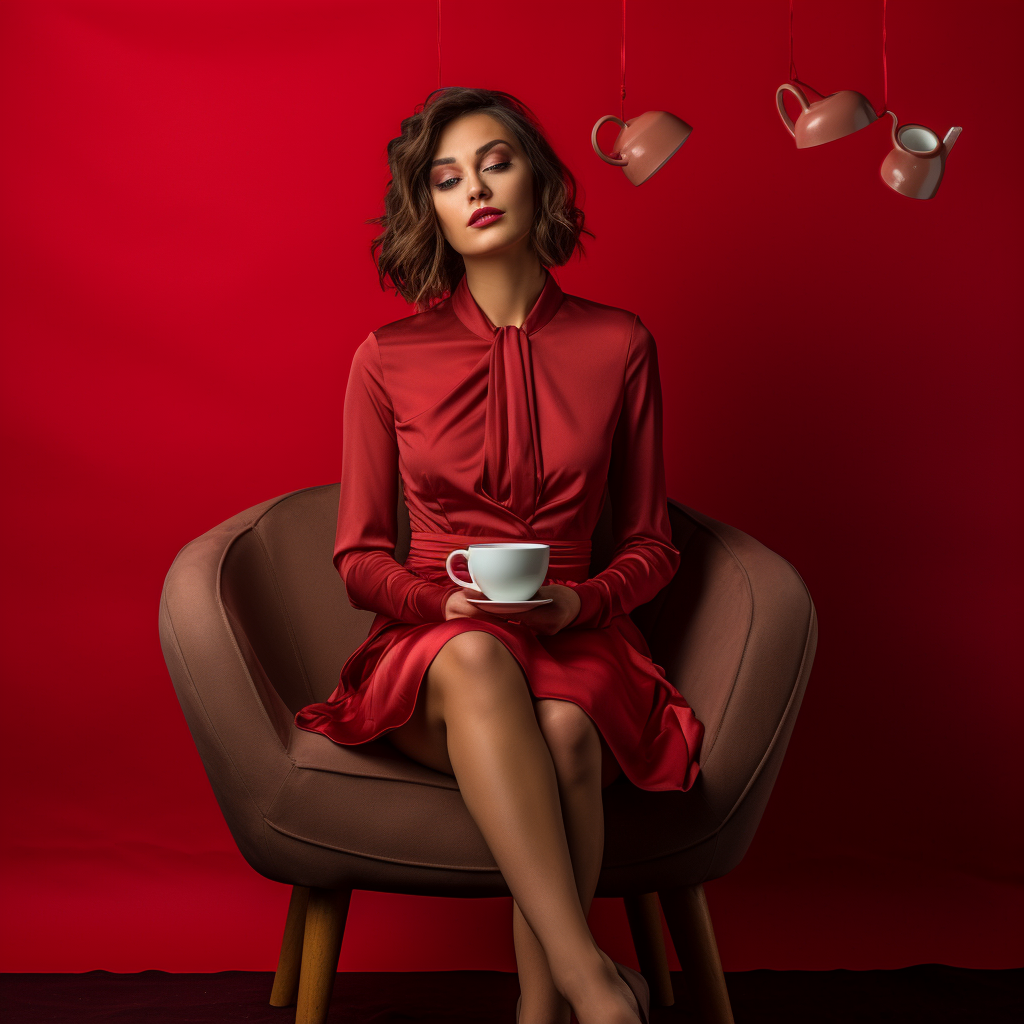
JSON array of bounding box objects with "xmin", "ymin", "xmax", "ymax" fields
[
  {"xmin": 446, "ymin": 549, "xmax": 482, "ymax": 592},
  {"xmin": 591, "ymin": 115, "xmax": 629, "ymax": 166},
  {"xmin": 776, "ymin": 83, "xmax": 810, "ymax": 137}
]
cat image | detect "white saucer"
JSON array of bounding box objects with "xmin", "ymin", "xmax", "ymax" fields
[{"xmin": 467, "ymin": 597, "xmax": 553, "ymax": 612}]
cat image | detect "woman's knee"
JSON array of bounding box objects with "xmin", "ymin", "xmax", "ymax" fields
[
  {"xmin": 534, "ymin": 699, "xmax": 602, "ymax": 787},
  {"xmin": 428, "ymin": 629, "xmax": 528, "ymax": 711}
]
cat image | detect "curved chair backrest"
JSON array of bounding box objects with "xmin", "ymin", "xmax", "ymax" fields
[{"xmin": 161, "ymin": 482, "xmax": 816, "ymax": 883}]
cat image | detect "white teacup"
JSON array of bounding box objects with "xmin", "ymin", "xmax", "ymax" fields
[{"xmin": 445, "ymin": 543, "xmax": 550, "ymax": 602}]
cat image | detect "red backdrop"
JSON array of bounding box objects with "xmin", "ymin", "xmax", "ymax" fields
[{"xmin": 1, "ymin": 0, "xmax": 1021, "ymax": 973}]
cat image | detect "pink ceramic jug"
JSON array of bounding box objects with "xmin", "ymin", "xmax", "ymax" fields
[
  {"xmin": 776, "ymin": 81, "xmax": 878, "ymax": 147},
  {"xmin": 879, "ymin": 110, "xmax": 962, "ymax": 200},
  {"xmin": 591, "ymin": 110, "xmax": 692, "ymax": 186}
]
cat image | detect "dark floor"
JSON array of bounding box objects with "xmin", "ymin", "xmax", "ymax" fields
[{"xmin": 1, "ymin": 966, "xmax": 1021, "ymax": 1023}]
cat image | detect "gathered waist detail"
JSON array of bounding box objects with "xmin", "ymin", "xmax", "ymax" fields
[{"xmin": 405, "ymin": 530, "xmax": 593, "ymax": 583}]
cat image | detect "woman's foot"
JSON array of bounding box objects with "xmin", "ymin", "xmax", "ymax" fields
[
  {"xmin": 596, "ymin": 948, "xmax": 641, "ymax": 1021},
  {"xmin": 558, "ymin": 949, "xmax": 642, "ymax": 1024}
]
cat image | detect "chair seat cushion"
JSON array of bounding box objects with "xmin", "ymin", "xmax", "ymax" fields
[{"xmin": 265, "ymin": 726, "xmax": 720, "ymax": 873}]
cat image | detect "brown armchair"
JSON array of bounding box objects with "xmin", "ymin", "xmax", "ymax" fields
[{"xmin": 159, "ymin": 480, "xmax": 817, "ymax": 1023}]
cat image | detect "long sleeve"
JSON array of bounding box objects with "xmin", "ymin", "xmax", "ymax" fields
[
  {"xmin": 566, "ymin": 316, "xmax": 681, "ymax": 630},
  {"xmin": 334, "ymin": 332, "xmax": 463, "ymax": 624}
]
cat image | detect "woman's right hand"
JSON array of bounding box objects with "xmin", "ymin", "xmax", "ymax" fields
[{"xmin": 444, "ymin": 588, "xmax": 509, "ymax": 622}]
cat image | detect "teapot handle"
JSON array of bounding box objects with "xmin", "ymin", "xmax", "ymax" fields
[
  {"xmin": 591, "ymin": 115, "xmax": 630, "ymax": 166},
  {"xmin": 776, "ymin": 83, "xmax": 810, "ymax": 137}
]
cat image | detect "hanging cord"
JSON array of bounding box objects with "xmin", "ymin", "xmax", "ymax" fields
[
  {"xmin": 788, "ymin": 0, "xmax": 798, "ymax": 83},
  {"xmin": 875, "ymin": 0, "xmax": 888, "ymax": 118},
  {"xmin": 789, "ymin": 0, "xmax": 888, "ymax": 116},
  {"xmin": 437, "ymin": 0, "xmax": 442, "ymax": 89},
  {"xmin": 620, "ymin": 0, "xmax": 627, "ymax": 122},
  {"xmin": 787, "ymin": 0, "xmax": 819, "ymax": 96}
]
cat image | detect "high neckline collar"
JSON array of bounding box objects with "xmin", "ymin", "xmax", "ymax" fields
[{"xmin": 451, "ymin": 268, "xmax": 565, "ymax": 341}]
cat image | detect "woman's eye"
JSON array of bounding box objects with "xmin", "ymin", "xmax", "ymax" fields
[{"xmin": 434, "ymin": 161, "xmax": 511, "ymax": 191}]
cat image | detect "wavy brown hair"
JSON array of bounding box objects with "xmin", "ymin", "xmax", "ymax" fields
[{"xmin": 367, "ymin": 87, "xmax": 595, "ymax": 312}]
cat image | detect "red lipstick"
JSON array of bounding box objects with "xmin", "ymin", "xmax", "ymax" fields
[{"xmin": 468, "ymin": 207, "xmax": 504, "ymax": 227}]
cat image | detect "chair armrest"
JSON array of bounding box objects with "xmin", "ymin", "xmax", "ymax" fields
[
  {"xmin": 159, "ymin": 493, "xmax": 300, "ymax": 874},
  {"xmin": 646, "ymin": 503, "xmax": 818, "ymax": 828}
]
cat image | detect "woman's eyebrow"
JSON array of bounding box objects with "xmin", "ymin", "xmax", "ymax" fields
[{"xmin": 431, "ymin": 139, "xmax": 512, "ymax": 168}]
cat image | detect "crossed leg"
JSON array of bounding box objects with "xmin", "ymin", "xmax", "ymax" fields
[
  {"xmin": 512, "ymin": 698, "xmax": 623, "ymax": 1024},
  {"xmin": 384, "ymin": 629, "xmax": 636, "ymax": 1024}
]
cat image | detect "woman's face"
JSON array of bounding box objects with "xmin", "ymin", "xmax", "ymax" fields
[{"xmin": 428, "ymin": 111, "xmax": 536, "ymax": 258}]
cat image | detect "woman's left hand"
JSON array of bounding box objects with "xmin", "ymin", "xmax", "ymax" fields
[{"xmin": 494, "ymin": 583, "xmax": 581, "ymax": 635}]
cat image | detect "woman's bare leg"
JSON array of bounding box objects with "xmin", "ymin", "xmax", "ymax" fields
[
  {"xmin": 386, "ymin": 630, "xmax": 640, "ymax": 1024},
  {"xmin": 513, "ymin": 700, "xmax": 626, "ymax": 1024}
]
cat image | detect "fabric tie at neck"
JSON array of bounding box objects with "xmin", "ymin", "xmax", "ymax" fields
[
  {"xmin": 449, "ymin": 269, "xmax": 566, "ymax": 524},
  {"xmin": 483, "ymin": 324, "xmax": 543, "ymax": 519}
]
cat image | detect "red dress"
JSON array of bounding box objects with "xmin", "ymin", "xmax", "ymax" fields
[{"xmin": 294, "ymin": 269, "xmax": 705, "ymax": 792}]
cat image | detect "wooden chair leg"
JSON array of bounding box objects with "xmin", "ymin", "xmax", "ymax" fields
[
  {"xmin": 659, "ymin": 883, "xmax": 735, "ymax": 1024},
  {"xmin": 623, "ymin": 892, "xmax": 675, "ymax": 1007},
  {"xmin": 295, "ymin": 887, "xmax": 353, "ymax": 1024},
  {"xmin": 270, "ymin": 885, "xmax": 310, "ymax": 1007}
]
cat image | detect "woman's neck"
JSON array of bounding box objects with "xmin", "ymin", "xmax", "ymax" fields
[{"xmin": 460, "ymin": 252, "xmax": 548, "ymax": 330}]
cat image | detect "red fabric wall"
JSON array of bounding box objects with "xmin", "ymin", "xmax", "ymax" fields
[{"xmin": 2, "ymin": 0, "xmax": 1021, "ymax": 973}]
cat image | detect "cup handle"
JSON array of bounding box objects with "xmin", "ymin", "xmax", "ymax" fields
[
  {"xmin": 776, "ymin": 82, "xmax": 810, "ymax": 137},
  {"xmin": 446, "ymin": 549, "xmax": 482, "ymax": 592},
  {"xmin": 591, "ymin": 115, "xmax": 629, "ymax": 166}
]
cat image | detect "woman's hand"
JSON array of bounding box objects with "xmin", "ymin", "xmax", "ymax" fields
[
  {"xmin": 444, "ymin": 588, "xmax": 509, "ymax": 623},
  {"xmin": 510, "ymin": 584, "xmax": 582, "ymax": 634},
  {"xmin": 444, "ymin": 584, "xmax": 582, "ymax": 635}
]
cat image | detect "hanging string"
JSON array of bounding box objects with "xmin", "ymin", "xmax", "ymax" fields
[
  {"xmin": 789, "ymin": 0, "xmax": 889, "ymax": 115},
  {"xmin": 788, "ymin": 0, "xmax": 798, "ymax": 83},
  {"xmin": 437, "ymin": 0, "xmax": 442, "ymax": 90},
  {"xmin": 786, "ymin": 0, "xmax": 819, "ymax": 96},
  {"xmin": 620, "ymin": 0, "xmax": 627, "ymax": 122},
  {"xmin": 875, "ymin": 0, "xmax": 888, "ymax": 118}
]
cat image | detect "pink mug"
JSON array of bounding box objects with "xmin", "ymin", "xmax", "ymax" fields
[
  {"xmin": 591, "ymin": 110, "xmax": 693, "ymax": 186},
  {"xmin": 879, "ymin": 110, "xmax": 962, "ymax": 200},
  {"xmin": 776, "ymin": 81, "xmax": 878, "ymax": 148}
]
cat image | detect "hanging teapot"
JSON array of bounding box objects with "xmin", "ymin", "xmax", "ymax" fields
[{"xmin": 879, "ymin": 111, "xmax": 962, "ymax": 200}]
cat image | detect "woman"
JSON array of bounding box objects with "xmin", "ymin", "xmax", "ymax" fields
[{"xmin": 295, "ymin": 87, "xmax": 705, "ymax": 1024}]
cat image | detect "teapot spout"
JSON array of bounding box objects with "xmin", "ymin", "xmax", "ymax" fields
[{"xmin": 943, "ymin": 126, "xmax": 962, "ymax": 154}]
